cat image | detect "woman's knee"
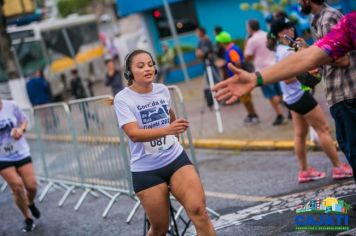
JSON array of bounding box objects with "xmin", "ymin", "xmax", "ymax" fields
[
  {"xmin": 9, "ymin": 180, "xmax": 25, "ymax": 196},
  {"xmin": 26, "ymin": 180, "xmax": 37, "ymax": 193},
  {"xmin": 314, "ymin": 123, "xmax": 330, "ymax": 135},
  {"xmin": 295, "ymin": 130, "xmax": 308, "ymax": 140},
  {"xmin": 149, "ymin": 222, "xmax": 169, "ymax": 236},
  {"xmin": 187, "ymin": 202, "xmax": 209, "ymax": 220}
]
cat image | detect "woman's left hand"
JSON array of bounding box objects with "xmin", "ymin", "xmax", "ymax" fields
[{"xmin": 11, "ymin": 128, "xmax": 24, "ymax": 140}]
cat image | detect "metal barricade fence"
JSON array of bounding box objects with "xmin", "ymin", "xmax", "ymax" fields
[
  {"xmin": 23, "ymin": 108, "xmax": 46, "ymax": 182},
  {"xmin": 68, "ymin": 96, "xmax": 137, "ymax": 218},
  {"xmin": 168, "ymin": 86, "xmax": 198, "ymax": 168},
  {"xmin": 31, "ymin": 103, "xmax": 85, "ymax": 205},
  {"xmin": 27, "ymin": 98, "xmax": 139, "ymax": 221},
  {"xmin": 0, "ymin": 177, "xmax": 6, "ymax": 192}
]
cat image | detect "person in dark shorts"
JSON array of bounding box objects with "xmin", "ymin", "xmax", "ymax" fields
[
  {"xmin": 0, "ymin": 99, "xmax": 40, "ymax": 232},
  {"xmin": 268, "ymin": 17, "xmax": 352, "ymax": 183},
  {"xmin": 114, "ymin": 49, "xmax": 215, "ymax": 236}
]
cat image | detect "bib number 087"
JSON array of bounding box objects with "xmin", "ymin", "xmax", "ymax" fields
[{"xmin": 150, "ymin": 137, "xmax": 166, "ymax": 147}]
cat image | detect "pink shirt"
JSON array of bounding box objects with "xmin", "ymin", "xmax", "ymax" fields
[
  {"xmin": 245, "ymin": 30, "xmax": 276, "ymax": 71},
  {"xmin": 315, "ymin": 12, "xmax": 356, "ymax": 60}
]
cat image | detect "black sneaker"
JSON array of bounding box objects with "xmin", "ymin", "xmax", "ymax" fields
[
  {"xmin": 22, "ymin": 218, "xmax": 35, "ymax": 232},
  {"xmin": 272, "ymin": 115, "xmax": 284, "ymax": 126},
  {"xmin": 29, "ymin": 204, "xmax": 40, "ymax": 219}
]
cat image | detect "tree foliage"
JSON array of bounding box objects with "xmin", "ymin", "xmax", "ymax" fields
[
  {"xmin": 57, "ymin": 0, "xmax": 94, "ymax": 17},
  {"xmin": 240, "ymin": 0, "xmax": 290, "ymax": 13}
]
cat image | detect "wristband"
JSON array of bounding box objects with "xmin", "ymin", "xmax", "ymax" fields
[{"xmin": 255, "ymin": 71, "xmax": 263, "ymax": 87}]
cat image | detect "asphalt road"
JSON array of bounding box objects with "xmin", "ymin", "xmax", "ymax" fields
[{"xmin": 1, "ymin": 150, "xmax": 355, "ymax": 236}]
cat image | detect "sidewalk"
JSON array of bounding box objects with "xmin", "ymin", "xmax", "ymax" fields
[{"xmin": 92, "ymin": 76, "xmax": 335, "ymax": 150}]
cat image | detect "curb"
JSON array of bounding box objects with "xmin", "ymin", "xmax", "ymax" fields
[{"xmin": 190, "ymin": 139, "xmax": 323, "ymax": 151}]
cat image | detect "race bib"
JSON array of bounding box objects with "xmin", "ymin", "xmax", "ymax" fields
[
  {"xmin": 0, "ymin": 141, "xmax": 21, "ymax": 158},
  {"xmin": 143, "ymin": 135, "xmax": 176, "ymax": 154}
]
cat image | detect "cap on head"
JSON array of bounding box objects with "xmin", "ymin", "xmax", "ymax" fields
[
  {"xmin": 270, "ymin": 17, "xmax": 294, "ymax": 38},
  {"xmin": 215, "ymin": 31, "xmax": 232, "ymax": 44}
]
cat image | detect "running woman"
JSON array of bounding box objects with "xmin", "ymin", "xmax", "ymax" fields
[
  {"xmin": 0, "ymin": 99, "xmax": 40, "ymax": 232},
  {"xmin": 114, "ymin": 49, "xmax": 216, "ymax": 236},
  {"xmin": 267, "ymin": 17, "xmax": 352, "ymax": 183}
]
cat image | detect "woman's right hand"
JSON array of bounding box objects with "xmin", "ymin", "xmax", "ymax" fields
[
  {"xmin": 295, "ymin": 37, "xmax": 308, "ymax": 49},
  {"xmin": 166, "ymin": 119, "xmax": 189, "ymax": 135}
]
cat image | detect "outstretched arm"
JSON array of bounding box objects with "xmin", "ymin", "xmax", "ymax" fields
[
  {"xmin": 260, "ymin": 46, "xmax": 331, "ymax": 84},
  {"xmin": 213, "ymin": 46, "xmax": 331, "ymax": 104}
]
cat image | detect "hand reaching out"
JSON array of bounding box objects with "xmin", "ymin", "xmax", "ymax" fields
[{"xmin": 212, "ymin": 63, "xmax": 257, "ymax": 104}]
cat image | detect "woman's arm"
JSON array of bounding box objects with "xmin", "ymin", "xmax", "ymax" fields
[
  {"xmin": 329, "ymin": 55, "xmax": 349, "ymax": 67},
  {"xmin": 284, "ymin": 77, "xmax": 297, "ymax": 84},
  {"xmin": 122, "ymin": 118, "xmax": 189, "ymax": 143},
  {"xmin": 260, "ymin": 46, "xmax": 331, "ymax": 84},
  {"xmin": 12, "ymin": 121, "xmax": 28, "ymax": 140}
]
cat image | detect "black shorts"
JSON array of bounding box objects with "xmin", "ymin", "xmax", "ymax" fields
[
  {"xmin": 0, "ymin": 157, "xmax": 32, "ymax": 172},
  {"xmin": 285, "ymin": 92, "xmax": 318, "ymax": 115},
  {"xmin": 131, "ymin": 150, "xmax": 192, "ymax": 193}
]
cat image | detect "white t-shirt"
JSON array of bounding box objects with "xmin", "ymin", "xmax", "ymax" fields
[
  {"xmin": 114, "ymin": 83, "xmax": 183, "ymax": 172},
  {"xmin": 0, "ymin": 100, "xmax": 30, "ymax": 162},
  {"xmin": 275, "ymin": 44, "xmax": 304, "ymax": 104},
  {"xmin": 245, "ymin": 30, "xmax": 276, "ymax": 71}
]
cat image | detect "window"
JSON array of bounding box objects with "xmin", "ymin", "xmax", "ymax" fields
[
  {"xmin": 152, "ymin": 1, "xmax": 199, "ymax": 38},
  {"xmin": 14, "ymin": 41, "xmax": 46, "ymax": 77}
]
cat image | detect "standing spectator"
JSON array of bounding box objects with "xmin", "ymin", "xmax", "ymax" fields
[
  {"xmin": 87, "ymin": 63, "xmax": 95, "ymax": 97},
  {"xmin": 214, "ymin": 26, "xmax": 226, "ymax": 60},
  {"xmin": 214, "ymin": 26, "xmax": 229, "ymax": 80},
  {"xmin": 245, "ymin": 20, "xmax": 285, "ymax": 126},
  {"xmin": 156, "ymin": 43, "xmax": 175, "ymax": 83},
  {"xmin": 216, "ymin": 31, "xmax": 260, "ymax": 124},
  {"xmin": 0, "ymin": 99, "xmax": 40, "ymax": 232},
  {"xmin": 70, "ymin": 69, "xmax": 87, "ymax": 99},
  {"xmin": 107, "ymin": 38, "xmax": 119, "ymax": 59},
  {"xmin": 105, "ymin": 59, "xmax": 124, "ymax": 96},
  {"xmin": 26, "ymin": 70, "xmax": 52, "ymax": 106},
  {"xmin": 195, "ymin": 26, "xmax": 221, "ymax": 84},
  {"xmin": 59, "ymin": 73, "xmax": 69, "ymax": 99}
]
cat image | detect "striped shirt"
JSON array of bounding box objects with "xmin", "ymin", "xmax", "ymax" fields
[{"xmin": 312, "ymin": 4, "xmax": 356, "ymax": 106}]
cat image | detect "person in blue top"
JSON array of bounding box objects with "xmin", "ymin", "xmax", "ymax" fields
[
  {"xmin": 26, "ymin": 70, "xmax": 53, "ymax": 106},
  {"xmin": 216, "ymin": 31, "xmax": 260, "ymax": 124}
]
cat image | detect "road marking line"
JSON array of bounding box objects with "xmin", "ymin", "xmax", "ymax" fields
[{"xmin": 205, "ymin": 191, "xmax": 275, "ymax": 202}]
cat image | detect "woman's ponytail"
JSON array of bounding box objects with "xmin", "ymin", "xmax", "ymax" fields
[{"xmin": 266, "ymin": 32, "xmax": 278, "ymax": 52}]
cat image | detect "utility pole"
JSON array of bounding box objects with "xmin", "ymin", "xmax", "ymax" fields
[
  {"xmin": 0, "ymin": 0, "xmax": 18, "ymax": 99},
  {"xmin": 162, "ymin": 0, "xmax": 190, "ymax": 82}
]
